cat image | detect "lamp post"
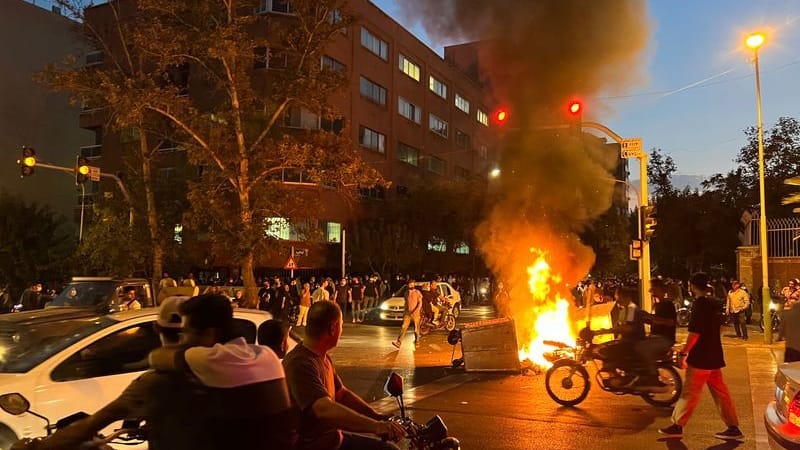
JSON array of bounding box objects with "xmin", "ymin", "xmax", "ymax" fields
[{"xmin": 746, "ymin": 31, "xmax": 771, "ymax": 343}]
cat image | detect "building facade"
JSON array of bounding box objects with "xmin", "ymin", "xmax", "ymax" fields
[{"xmin": 76, "ymin": 0, "xmax": 500, "ymax": 273}]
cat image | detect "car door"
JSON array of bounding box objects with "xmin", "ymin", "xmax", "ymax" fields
[{"xmin": 33, "ymin": 318, "xmax": 160, "ymax": 446}]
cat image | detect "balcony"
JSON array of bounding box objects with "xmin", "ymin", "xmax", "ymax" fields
[{"xmin": 80, "ymin": 144, "xmax": 102, "ymax": 160}]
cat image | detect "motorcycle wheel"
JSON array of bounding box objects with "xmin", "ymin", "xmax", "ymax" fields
[
  {"xmin": 444, "ymin": 315, "xmax": 456, "ymax": 331},
  {"xmin": 544, "ymin": 360, "xmax": 590, "ymax": 407},
  {"xmin": 641, "ymin": 363, "xmax": 683, "ymax": 407},
  {"xmin": 420, "ymin": 320, "xmax": 432, "ymax": 336},
  {"xmin": 677, "ymin": 310, "xmax": 691, "ymax": 327}
]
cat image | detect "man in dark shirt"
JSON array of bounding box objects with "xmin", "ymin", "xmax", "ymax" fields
[
  {"xmin": 634, "ymin": 279, "xmax": 676, "ymax": 390},
  {"xmin": 659, "ymin": 272, "xmax": 743, "ymax": 441},
  {"xmin": 283, "ymin": 301, "xmax": 404, "ymax": 450}
]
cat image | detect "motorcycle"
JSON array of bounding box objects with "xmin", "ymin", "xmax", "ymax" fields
[
  {"xmin": 383, "ymin": 372, "xmax": 460, "ymax": 450},
  {"xmin": 759, "ymin": 301, "xmax": 781, "ymax": 333},
  {"xmin": 0, "ymin": 392, "xmax": 145, "ymax": 450},
  {"xmin": 543, "ymin": 327, "xmax": 683, "ymax": 408},
  {"xmin": 676, "ymin": 299, "xmax": 691, "ymax": 327},
  {"xmin": 419, "ymin": 300, "xmax": 456, "ymax": 335}
]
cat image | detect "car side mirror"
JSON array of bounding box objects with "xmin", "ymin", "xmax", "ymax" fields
[
  {"xmin": 384, "ymin": 372, "xmax": 404, "ymax": 397},
  {"xmin": 0, "ymin": 393, "xmax": 30, "ymax": 415}
]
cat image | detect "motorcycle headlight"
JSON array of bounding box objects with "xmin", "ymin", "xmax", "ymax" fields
[
  {"xmin": 684, "ymin": 300, "xmax": 690, "ymax": 306},
  {"xmin": 770, "ymin": 302, "xmax": 778, "ymax": 311},
  {"xmin": 380, "ymin": 302, "xmax": 391, "ymax": 311},
  {"xmin": 479, "ymin": 287, "xmax": 488, "ymax": 295}
]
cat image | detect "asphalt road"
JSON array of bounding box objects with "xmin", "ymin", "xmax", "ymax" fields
[{"xmin": 296, "ymin": 306, "xmax": 777, "ymax": 450}]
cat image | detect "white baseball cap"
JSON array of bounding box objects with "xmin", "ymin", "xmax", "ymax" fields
[{"xmin": 157, "ymin": 296, "xmax": 190, "ymax": 329}]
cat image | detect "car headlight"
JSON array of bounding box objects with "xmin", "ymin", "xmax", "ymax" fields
[
  {"xmin": 380, "ymin": 302, "xmax": 391, "ymax": 311},
  {"xmin": 770, "ymin": 302, "xmax": 778, "ymax": 311},
  {"xmin": 479, "ymin": 287, "xmax": 488, "ymax": 295}
]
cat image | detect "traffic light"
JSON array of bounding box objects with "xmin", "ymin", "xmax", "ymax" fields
[
  {"xmin": 567, "ymin": 100, "xmax": 582, "ymax": 117},
  {"xmin": 492, "ymin": 106, "xmax": 510, "ymax": 126},
  {"xmin": 17, "ymin": 147, "xmax": 36, "ymax": 177},
  {"xmin": 76, "ymin": 156, "xmax": 90, "ymax": 185},
  {"xmin": 641, "ymin": 205, "xmax": 657, "ymax": 240}
]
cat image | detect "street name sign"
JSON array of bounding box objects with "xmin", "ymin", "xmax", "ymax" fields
[{"xmin": 620, "ymin": 138, "xmax": 643, "ymax": 159}]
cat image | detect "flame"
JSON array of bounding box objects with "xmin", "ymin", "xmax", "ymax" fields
[{"xmin": 517, "ymin": 249, "xmax": 576, "ymax": 368}]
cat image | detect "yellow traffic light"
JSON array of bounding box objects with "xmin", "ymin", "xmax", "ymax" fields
[
  {"xmin": 18, "ymin": 147, "xmax": 36, "ymax": 177},
  {"xmin": 76, "ymin": 156, "xmax": 90, "ymax": 184},
  {"xmin": 78, "ymin": 165, "xmax": 90, "ymax": 175},
  {"xmin": 641, "ymin": 205, "xmax": 657, "ymax": 240}
]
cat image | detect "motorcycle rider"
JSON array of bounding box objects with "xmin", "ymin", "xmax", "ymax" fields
[
  {"xmin": 588, "ymin": 285, "xmax": 668, "ymax": 392},
  {"xmin": 425, "ymin": 280, "xmax": 446, "ymax": 324}
]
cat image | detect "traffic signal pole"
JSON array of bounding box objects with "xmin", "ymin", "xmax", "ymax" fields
[{"xmin": 25, "ymin": 161, "xmax": 134, "ymax": 227}]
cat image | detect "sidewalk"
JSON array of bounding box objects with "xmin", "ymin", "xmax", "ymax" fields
[{"xmin": 371, "ymin": 329, "xmax": 784, "ymax": 450}]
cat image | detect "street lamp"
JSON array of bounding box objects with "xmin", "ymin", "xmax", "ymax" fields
[{"xmin": 745, "ymin": 31, "xmax": 771, "ymax": 343}]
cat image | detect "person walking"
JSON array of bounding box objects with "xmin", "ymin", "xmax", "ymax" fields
[
  {"xmin": 659, "ymin": 272, "xmax": 743, "ymax": 441},
  {"xmin": 726, "ymin": 280, "xmax": 750, "ymax": 340},
  {"xmin": 392, "ymin": 280, "xmax": 423, "ymax": 349},
  {"xmin": 297, "ymin": 283, "xmax": 312, "ymax": 327}
]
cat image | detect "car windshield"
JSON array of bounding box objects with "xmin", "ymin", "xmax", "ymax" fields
[
  {"xmin": 49, "ymin": 281, "xmax": 118, "ymax": 308},
  {"xmin": 0, "ymin": 316, "xmax": 116, "ymax": 373}
]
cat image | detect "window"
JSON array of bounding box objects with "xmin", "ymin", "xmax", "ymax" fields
[
  {"xmin": 455, "ymin": 130, "xmax": 470, "ymax": 148},
  {"xmin": 398, "ymin": 54, "xmax": 420, "ymax": 81},
  {"xmin": 454, "ymin": 242, "xmax": 470, "ymax": 255},
  {"xmin": 321, "ymin": 55, "xmax": 346, "ymax": 73},
  {"xmin": 254, "ymin": 47, "xmax": 287, "ymax": 69},
  {"xmin": 427, "ymin": 155, "xmax": 446, "ymax": 174},
  {"xmin": 478, "ymin": 144, "xmax": 488, "ymax": 160},
  {"xmin": 326, "ymin": 222, "xmax": 342, "ymax": 243},
  {"xmin": 174, "ymin": 224, "xmax": 183, "ymax": 244},
  {"xmin": 429, "ymin": 75, "xmax": 447, "ymax": 99},
  {"xmin": 320, "ymin": 117, "xmax": 345, "ymax": 134},
  {"xmin": 429, "ymin": 114, "xmax": 448, "ymax": 138},
  {"xmin": 51, "ymin": 323, "xmax": 161, "ymax": 381},
  {"xmin": 427, "ymin": 238, "xmax": 446, "ymax": 252},
  {"xmin": 328, "ymin": 8, "xmax": 344, "ymax": 25},
  {"xmin": 359, "ymin": 186, "xmax": 385, "ymax": 200},
  {"xmin": 477, "ymin": 109, "xmax": 489, "ymax": 126},
  {"xmin": 265, "ymin": 217, "xmax": 291, "ymax": 240},
  {"xmin": 359, "ymin": 77, "xmax": 386, "ymax": 106},
  {"xmin": 257, "ymin": 0, "xmax": 292, "ymax": 14},
  {"xmin": 359, "ymin": 126, "xmax": 385, "ymax": 153},
  {"xmin": 360, "ymin": 28, "xmax": 388, "ymax": 60},
  {"xmin": 158, "ymin": 167, "xmax": 176, "ymax": 182},
  {"xmin": 455, "ymin": 94, "xmax": 470, "ymax": 114},
  {"xmin": 85, "ymin": 50, "xmax": 104, "ymax": 67},
  {"xmin": 397, "ymin": 142, "xmax": 419, "ymax": 167},
  {"xmin": 283, "ymin": 106, "xmax": 319, "ymax": 129},
  {"xmin": 398, "ymin": 97, "xmax": 421, "ymax": 124},
  {"xmin": 80, "ymin": 145, "xmax": 102, "ymax": 159},
  {"xmin": 454, "ymin": 165, "xmax": 470, "ymax": 180}
]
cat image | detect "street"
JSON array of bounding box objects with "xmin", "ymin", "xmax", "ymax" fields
[{"xmin": 319, "ymin": 305, "xmax": 779, "ymax": 450}]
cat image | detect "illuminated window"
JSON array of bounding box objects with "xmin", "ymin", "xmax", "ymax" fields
[
  {"xmin": 454, "ymin": 242, "xmax": 470, "ymax": 255},
  {"xmin": 477, "ymin": 109, "xmax": 489, "ymax": 126},
  {"xmin": 398, "ymin": 54, "xmax": 420, "ymax": 81},
  {"xmin": 429, "ymin": 75, "xmax": 447, "ymax": 99},
  {"xmin": 326, "ymin": 222, "xmax": 341, "ymax": 243},
  {"xmin": 427, "ymin": 238, "xmax": 446, "ymax": 252},
  {"xmin": 455, "ymin": 94, "xmax": 470, "ymax": 114},
  {"xmin": 173, "ymin": 224, "xmax": 183, "ymax": 244},
  {"xmin": 265, "ymin": 217, "xmax": 291, "ymax": 240}
]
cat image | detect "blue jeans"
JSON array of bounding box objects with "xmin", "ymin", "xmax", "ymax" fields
[{"xmin": 340, "ymin": 432, "xmax": 400, "ymax": 450}]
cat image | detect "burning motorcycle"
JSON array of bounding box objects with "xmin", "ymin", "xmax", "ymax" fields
[
  {"xmin": 419, "ymin": 300, "xmax": 456, "ymax": 335},
  {"xmin": 543, "ymin": 327, "xmax": 683, "ymax": 408},
  {"xmin": 0, "ymin": 392, "xmax": 145, "ymax": 450},
  {"xmin": 383, "ymin": 372, "xmax": 460, "ymax": 450}
]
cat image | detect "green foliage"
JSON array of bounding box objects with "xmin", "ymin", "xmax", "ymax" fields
[
  {"xmin": 73, "ymin": 207, "xmax": 148, "ymax": 277},
  {"xmin": 0, "ymin": 192, "xmax": 76, "ymax": 296}
]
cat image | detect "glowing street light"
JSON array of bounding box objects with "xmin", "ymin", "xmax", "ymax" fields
[
  {"xmin": 489, "ymin": 167, "xmax": 501, "ymax": 179},
  {"xmin": 745, "ymin": 31, "xmax": 771, "ymax": 343}
]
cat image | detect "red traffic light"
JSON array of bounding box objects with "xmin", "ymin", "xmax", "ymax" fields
[
  {"xmin": 492, "ymin": 107, "xmax": 510, "ymax": 125},
  {"xmin": 567, "ymin": 100, "xmax": 582, "ymax": 116}
]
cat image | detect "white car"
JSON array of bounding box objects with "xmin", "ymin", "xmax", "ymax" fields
[
  {"xmin": 371, "ymin": 282, "xmax": 462, "ymax": 322},
  {"xmin": 766, "ymin": 362, "xmax": 800, "ymax": 450},
  {"xmin": 0, "ymin": 306, "xmax": 279, "ymax": 449}
]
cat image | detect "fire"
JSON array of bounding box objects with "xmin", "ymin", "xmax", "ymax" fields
[{"xmin": 516, "ymin": 249, "xmax": 576, "ymax": 368}]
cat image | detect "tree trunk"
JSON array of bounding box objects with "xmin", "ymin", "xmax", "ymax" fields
[
  {"xmin": 139, "ymin": 129, "xmax": 164, "ymax": 299},
  {"xmin": 242, "ymin": 250, "xmax": 257, "ymax": 308}
]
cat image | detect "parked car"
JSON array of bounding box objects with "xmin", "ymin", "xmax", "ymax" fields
[
  {"xmin": 368, "ymin": 281, "xmax": 462, "ymax": 323},
  {"xmin": 47, "ymin": 277, "xmax": 156, "ymax": 313},
  {"xmin": 0, "ymin": 306, "xmax": 281, "ymax": 449},
  {"xmin": 765, "ymin": 362, "xmax": 800, "ymax": 449}
]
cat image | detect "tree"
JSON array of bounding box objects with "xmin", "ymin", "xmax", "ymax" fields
[
  {"xmin": 647, "ymin": 148, "xmax": 676, "ymax": 199},
  {"xmin": 128, "ymin": 0, "xmax": 380, "ymax": 304},
  {"xmin": 0, "ymin": 192, "xmax": 76, "ymax": 298},
  {"xmin": 72, "ymin": 206, "xmax": 149, "ymax": 277},
  {"xmin": 43, "ymin": 0, "xmax": 191, "ymax": 292}
]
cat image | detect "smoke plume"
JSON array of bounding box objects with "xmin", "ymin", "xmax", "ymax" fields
[{"xmin": 398, "ymin": 1, "xmax": 651, "ymax": 334}]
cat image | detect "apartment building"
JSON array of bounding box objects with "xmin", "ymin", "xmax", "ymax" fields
[{"xmin": 77, "ymin": 0, "xmax": 499, "ymax": 271}]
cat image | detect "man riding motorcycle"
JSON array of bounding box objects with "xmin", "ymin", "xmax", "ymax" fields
[{"xmin": 587, "ymin": 286, "xmax": 669, "ymax": 392}]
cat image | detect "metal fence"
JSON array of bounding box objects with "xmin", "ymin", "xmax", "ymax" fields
[{"xmin": 747, "ymin": 214, "xmax": 800, "ymax": 258}]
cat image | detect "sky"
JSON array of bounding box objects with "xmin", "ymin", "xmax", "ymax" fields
[{"xmin": 374, "ymin": 0, "xmax": 800, "ymax": 178}]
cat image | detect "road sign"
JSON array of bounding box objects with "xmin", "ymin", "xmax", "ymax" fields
[
  {"xmin": 620, "ymin": 138, "xmax": 643, "ymax": 159},
  {"xmin": 284, "ymin": 256, "xmax": 298, "ymax": 270},
  {"xmin": 88, "ymin": 166, "xmax": 101, "ymax": 182},
  {"xmin": 630, "ymin": 239, "xmax": 642, "ymax": 260}
]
